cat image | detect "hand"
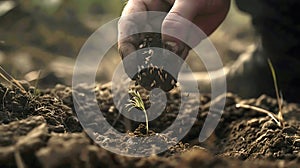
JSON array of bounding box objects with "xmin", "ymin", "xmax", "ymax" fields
[
  {"xmin": 118, "ymin": 0, "xmax": 230, "ymax": 90},
  {"xmin": 118, "ymin": 0, "xmax": 230, "ymax": 60}
]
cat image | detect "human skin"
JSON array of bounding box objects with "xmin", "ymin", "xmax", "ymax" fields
[{"xmin": 118, "ymin": 0, "xmax": 230, "ymax": 61}]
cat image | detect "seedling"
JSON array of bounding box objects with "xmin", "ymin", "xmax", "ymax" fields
[
  {"xmin": 236, "ymin": 59, "xmax": 284, "ymax": 127},
  {"xmin": 126, "ymin": 89, "xmax": 149, "ymax": 134},
  {"xmin": 32, "ymin": 70, "xmax": 42, "ymax": 96}
]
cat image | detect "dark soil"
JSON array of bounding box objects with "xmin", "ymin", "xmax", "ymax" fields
[{"xmin": 1, "ymin": 82, "xmax": 300, "ymax": 168}]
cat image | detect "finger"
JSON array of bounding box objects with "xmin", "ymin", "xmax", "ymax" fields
[
  {"xmin": 193, "ymin": 0, "xmax": 230, "ymax": 36},
  {"xmin": 162, "ymin": 0, "xmax": 230, "ymax": 57},
  {"xmin": 162, "ymin": 0, "xmax": 204, "ymax": 58},
  {"xmin": 118, "ymin": 0, "xmax": 148, "ymax": 78},
  {"xmin": 121, "ymin": 0, "xmax": 146, "ymax": 15},
  {"xmin": 118, "ymin": 0, "xmax": 147, "ymax": 58},
  {"xmin": 118, "ymin": 29, "xmax": 143, "ymax": 59},
  {"xmin": 118, "ymin": 0, "xmax": 171, "ymax": 55}
]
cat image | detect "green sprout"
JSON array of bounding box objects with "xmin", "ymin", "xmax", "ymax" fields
[
  {"xmin": 236, "ymin": 58, "xmax": 284, "ymax": 127},
  {"xmin": 126, "ymin": 89, "xmax": 149, "ymax": 134}
]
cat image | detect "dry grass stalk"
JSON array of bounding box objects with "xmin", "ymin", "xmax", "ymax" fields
[
  {"xmin": 0, "ymin": 65, "xmax": 26, "ymax": 93},
  {"xmin": 236, "ymin": 58, "xmax": 284, "ymax": 127}
]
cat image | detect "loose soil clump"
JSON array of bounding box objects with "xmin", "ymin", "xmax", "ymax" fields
[{"xmin": 1, "ymin": 83, "xmax": 300, "ymax": 167}]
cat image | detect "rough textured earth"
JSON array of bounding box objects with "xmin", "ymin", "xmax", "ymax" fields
[{"xmin": 0, "ymin": 82, "xmax": 300, "ymax": 168}]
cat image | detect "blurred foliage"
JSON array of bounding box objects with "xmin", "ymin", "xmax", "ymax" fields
[
  {"xmin": 0, "ymin": 0, "xmax": 124, "ymax": 86},
  {"xmin": 16, "ymin": 0, "xmax": 123, "ymax": 17},
  {"xmin": 76, "ymin": 0, "xmax": 124, "ymax": 16},
  {"xmin": 0, "ymin": 0, "xmax": 124, "ymax": 55}
]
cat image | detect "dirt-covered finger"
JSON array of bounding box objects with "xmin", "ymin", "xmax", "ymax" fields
[{"xmin": 118, "ymin": 32, "xmax": 143, "ymax": 59}]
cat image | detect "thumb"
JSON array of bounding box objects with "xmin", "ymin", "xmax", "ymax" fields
[{"xmin": 162, "ymin": 0, "xmax": 205, "ymax": 59}]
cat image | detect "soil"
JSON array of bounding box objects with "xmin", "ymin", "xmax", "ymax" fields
[
  {"xmin": 2, "ymin": 3, "xmax": 299, "ymax": 168},
  {"xmin": 1, "ymin": 82, "xmax": 300, "ymax": 168}
]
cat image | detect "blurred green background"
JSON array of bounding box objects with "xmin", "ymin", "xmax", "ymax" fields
[{"xmin": 0, "ymin": 0, "xmax": 256, "ymax": 88}]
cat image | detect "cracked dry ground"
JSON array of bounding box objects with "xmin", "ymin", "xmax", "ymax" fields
[{"xmin": 0, "ymin": 82, "xmax": 300, "ymax": 168}]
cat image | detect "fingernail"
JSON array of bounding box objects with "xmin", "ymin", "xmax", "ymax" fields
[{"xmin": 164, "ymin": 41, "xmax": 178, "ymax": 53}]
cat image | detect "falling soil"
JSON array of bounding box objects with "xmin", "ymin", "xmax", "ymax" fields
[{"xmin": 0, "ymin": 82, "xmax": 300, "ymax": 168}]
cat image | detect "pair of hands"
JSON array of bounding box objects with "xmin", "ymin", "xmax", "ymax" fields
[
  {"xmin": 118, "ymin": 0, "xmax": 230, "ymax": 90},
  {"xmin": 118, "ymin": 0, "xmax": 230, "ymax": 59}
]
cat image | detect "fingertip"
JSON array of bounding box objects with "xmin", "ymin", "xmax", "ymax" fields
[
  {"xmin": 118, "ymin": 43, "xmax": 140, "ymax": 79},
  {"xmin": 162, "ymin": 12, "xmax": 202, "ymax": 49}
]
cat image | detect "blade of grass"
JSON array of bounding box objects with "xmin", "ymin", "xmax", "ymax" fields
[
  {"xmin": 33, "ymin": 70, "xmax": 41, "ymax": 96},
  {"xmin": 267, "ymin": 59, "xmax": 283, "ymax": 124}
]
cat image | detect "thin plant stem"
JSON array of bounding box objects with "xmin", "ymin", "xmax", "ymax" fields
[
  {"xmin": 142, "ymin": 109, "xmax": 149, "ymax": 135},
  {"xmin": 267, "ymin": 59, "xmax": 283, "ymax": 124}
]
